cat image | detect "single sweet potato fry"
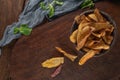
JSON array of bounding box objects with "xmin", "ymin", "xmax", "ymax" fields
[
  {"xmin": 70, "ymin": 29, "xmax": 78, "ymax": 43},
  {"xmin": 94, "ymin": 8, "xmax": 106, "ymax": 22},
  {"xmin": 79, "ymin": 50, "xmax": 98, "ymax": 65},
  {"xmin": 42, "ymin": 57, "xmax": 64, "ymax": 68},
  {"xmin": 55, "ymin": 47, "xmax": 77, "ymax": 61},
  {"xmin": 89, "ymin": 39, "xmax": 110, "ymax": 50},
  {"xmin": 88, "ymin": 13, "xmax": 98, "ymax": 22},
  {"xmin": 76, "ymin": 26, "xmax": 92, "ymax": 50}
]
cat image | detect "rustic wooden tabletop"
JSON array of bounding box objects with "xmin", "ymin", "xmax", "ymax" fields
[{"xmin": 0, "ymin": 0, "xmax": 120, "ymax": 80}]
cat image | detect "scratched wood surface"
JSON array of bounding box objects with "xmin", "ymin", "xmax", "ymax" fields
[{"xmin": 0, "ymin": 0, "xmax": 120, "ymax": 80}]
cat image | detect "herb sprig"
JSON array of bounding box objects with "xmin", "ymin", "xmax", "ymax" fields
[
  {"xmin": 80, "ymin": 0, "xmax": 94, "ymax": 9},
  {"xmin": 40, "ymin": 0, "xmax": 63, "ymax": 18},
  {"xmin": 14, "ymin": 24, "xmax": 32, "ymax": 36}
]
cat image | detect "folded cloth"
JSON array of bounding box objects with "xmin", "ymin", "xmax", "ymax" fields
[{"xmin": 0, "ymin": 0, "xmax": 99, "ymax": 55}]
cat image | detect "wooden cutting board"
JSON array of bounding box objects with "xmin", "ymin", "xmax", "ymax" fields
[{"xmin": 10, "ymin": 1, "xmax": 120, "ymax": 80}]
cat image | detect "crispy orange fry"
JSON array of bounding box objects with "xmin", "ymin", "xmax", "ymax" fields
[
  {"xmin": 85, "ymin": 16, "xmax": 91, "ymax": 22},
  {"xmin": 93, "ymin": 22, "xmax": 111, "ymax": 31},
  {"xmin": 91, "ymin": 31, "xmax": 105, "ymax": 38},
  {"xmin": 42, "ymin": 57, "xmax": 64, "ymax": 68},
  {"xmin": 89, "ymin": 39, "xmax": 110, "ymax": 50},
  {"xmin": 105, "ymin": 26, "xmax": 114, "ymax": 35},
  {"xmin": 85, "ymin": 40, "xmax": 100, "ymax": 48},
  {"xmin": 88, "ymin": 13, "xmax": 98, "ymax": 22},
  {"xmin": 74, "ymin": 15, "xmax": 87, "ymax": 24},
  {"xmin": 76, "ymin": 26, "xmax": 92, "ymax": 50},
  {"xmin": 79, "ymin": 50, "xmax": 98, "ymax": 65},
  {"xmin": 70, "ymin": 29, "xmax": 78, "ymax": 43},
  {"xmin": 55, "ymin": 47, "xmax": 77, "ymax": 61},
  {"xmin": 94, "ymin": 8, "xmax": 105, "ymax": 22},
  {"xmin": 102, "ymin": 35, "xmax": 113, "ymax": 45},
  {"xmin": 76, "ymin": 32, "xmax": 91, "ymax": 50}
]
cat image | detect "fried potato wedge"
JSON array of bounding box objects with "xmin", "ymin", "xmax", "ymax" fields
[
  {"xmin": 91, "ymin": 31, "xmax": 105, "ymax": 38},
  {"xmin": 85, "ymin": 16, "xmax": 91, "ymax": 22},
  {"xmin": 93, "ymin": 22, "xmax": 111, "ymax": 31},
  {"xmin": 94, "ymin": 8, "xmax": 106, "ymax": 22},
  {"xmin": 76, "ymin": 26, "xmax": 92, "ymax": 50},
  {"xmin": 42, "ymin": 57, "xmax": 64, "ymax": 68},
  {"xmin": 70, "ymin": 29, "xmax": 78, "ymax": 43},
  {"xmin": 74, "ymin": 15, "xmax": 87, "ymax": 24},
  {"xmin": 77, "ymin": 22, "xmax": 91, "ymax": 43},
  {"xmin": 85, "ymin": 39, "xmax": 100, "ymax": 48},
  {"xmin": 105, "ymin": 26, "xmax": 114, "ymax": 35},
  {"xmin": 79, "ymin": 50, "xmax": 98, "ymax": 65},
  {"xmin": 102, "ymin": 35, "xmax": 113, "ymax": 45},
  {"xmin": 55, "ymin": 47, "xmax": 77, "ymax": 61},
  {"xmin": 88, "ymin": 13, "xmax": 98, "ymax": 22},
  {"xmin": 89, "ymin": 39, "xmax": 110, "ymax": 50}
]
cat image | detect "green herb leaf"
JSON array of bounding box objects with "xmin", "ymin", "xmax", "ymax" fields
[
  {"xmin": 48, "ymin": 4, "xmax": 55, "ymax": 18},
  {"xmin": 19, "ymin": 25, "xmax": 32, "ymax": 36},
  {"xmin": 81, "ymin": 0, "xmax": 94, "ymax": 9},
  {"xmin": 14, "ymin": 28, "xmax": 19, "ymax": 34},
  {"xmin": 39, "ymin": 0, "xmax": 63, "ymax": 18},
  {"xmin": 40, "ymin": 2, "xmax": 46, "ymax": 10},
  {"xmin": 54, "ymin": 0, "xmax": 63, "ymax": 5},
  {"xmin": 14, "ymin": 24, "xmax": 32, "ymax": 36}
]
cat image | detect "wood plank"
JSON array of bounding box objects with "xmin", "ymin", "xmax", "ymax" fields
[
  {"xmin": 10, "ymin": 1, "xmax": 120, "ymax": 80},
  {"xmin": 0, "ymin": 0, "xmax": 26, "ymax": 80}
]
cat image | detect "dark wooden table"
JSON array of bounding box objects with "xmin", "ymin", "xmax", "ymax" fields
[{"xmin": 0, "ymin": 0, "xmax": 120, "ymax": 80}]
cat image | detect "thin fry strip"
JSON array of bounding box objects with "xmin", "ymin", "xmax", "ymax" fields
[
  {"xmin": 55, "ymin": 47, "xmax": 77, "ymax": 61},
  {"xmin": 79, "ymin": 50, "xmax": 98, "ymax": 65}
]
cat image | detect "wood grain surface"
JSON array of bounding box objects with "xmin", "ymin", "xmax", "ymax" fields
[
  {"xmin": 0, "ymin": 0, "xmax": 26, "ymax": 80},
  {"xmin": 0, "ymin": 0, "xmax": 120, "ymax": 80}
]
